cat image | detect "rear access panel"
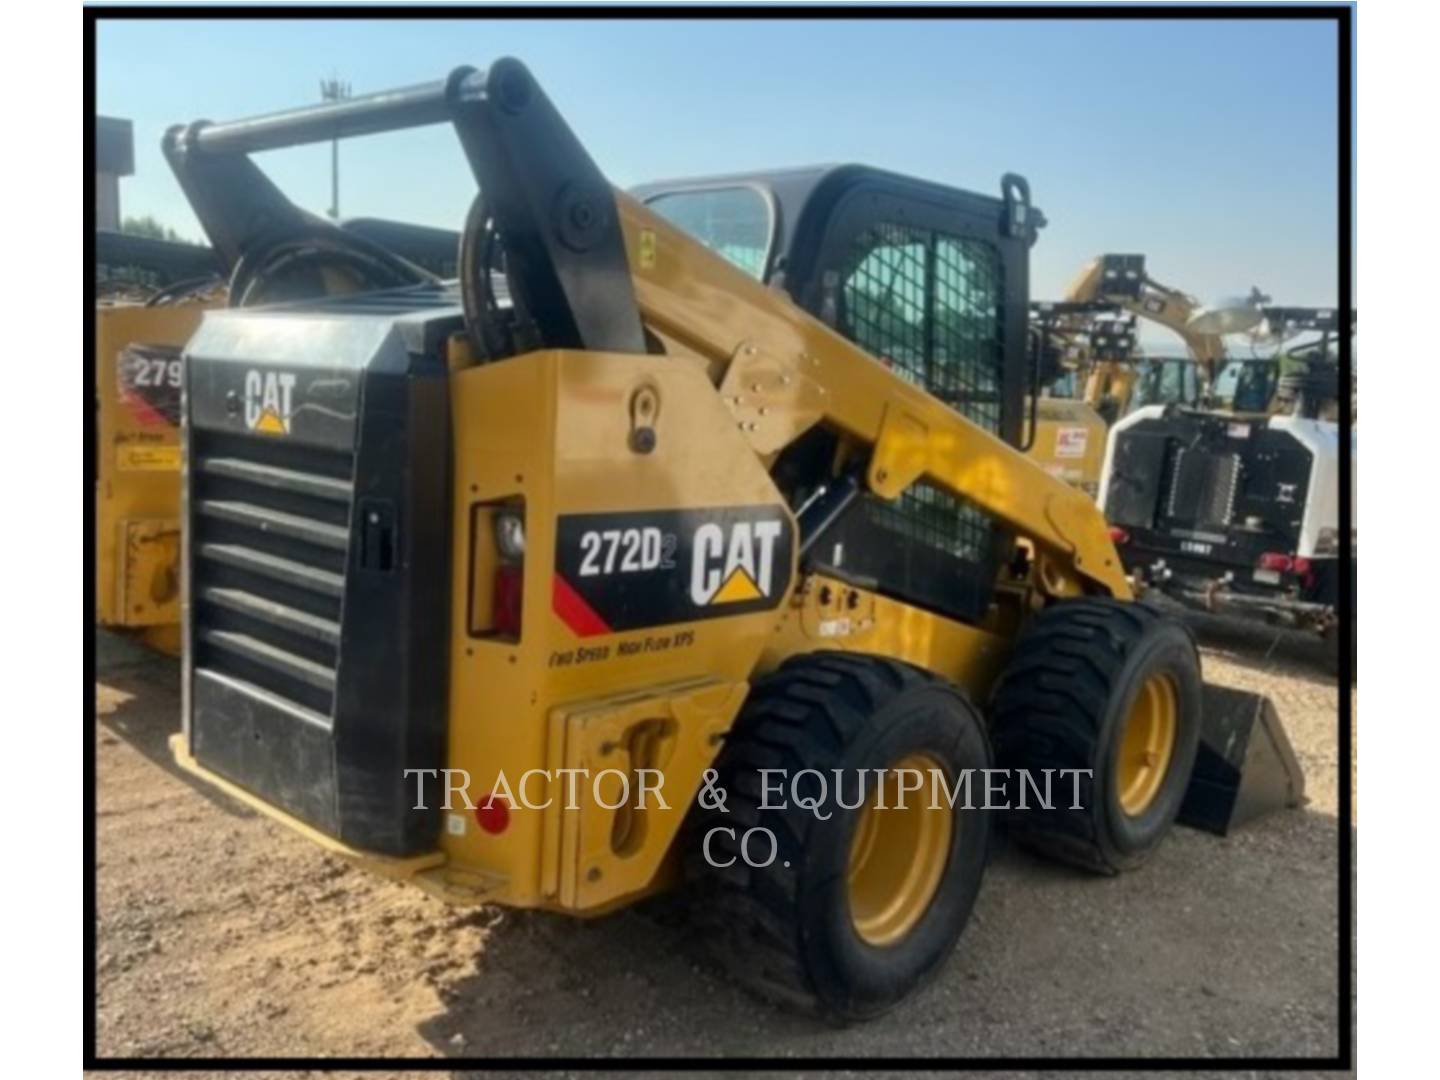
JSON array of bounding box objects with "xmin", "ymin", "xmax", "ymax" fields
[
  {"xmin": 120, "ymin": 519, "xmax": 181, "ymax": 626},
  {"xmin": 181, "ymin": 291, "xmax": 457, "ymax": 855}
]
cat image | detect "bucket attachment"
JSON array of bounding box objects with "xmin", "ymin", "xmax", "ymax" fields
[{"xmin": 1178, "ymin": 684, "xmax": 1306, "ymax": 835}]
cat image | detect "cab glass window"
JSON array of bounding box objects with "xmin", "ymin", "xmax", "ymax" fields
[
  {"xmin": 647, "ymin": 187, "xmax": 772, "ymax": 280},
  {"xmin": 1131, "ymin": 358, "xmax": 1198, "ymax": 412},
  {"xmin": 1232, "ymin": 362, "xmax": 1277, "ymax": 412},
  {"xmin": 1212, "ymin": 360, "xmax": 1276, "ymax": 412}
]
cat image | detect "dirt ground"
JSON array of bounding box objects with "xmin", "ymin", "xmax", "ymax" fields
[{"xmin": 92, "ymin": 609, "xmax": 1353, "ymax": 1069}]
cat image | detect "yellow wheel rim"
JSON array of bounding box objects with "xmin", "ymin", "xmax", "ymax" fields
[
  {"xmin": 846, "ymin": 753, "xmax": 954, "ymax": 947},
  {"xmin": 1115, "ymin": 672, "xmax": 1179, "ymax": 816}
]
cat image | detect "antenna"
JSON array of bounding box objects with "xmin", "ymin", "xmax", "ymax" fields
[{"xmin": 319, "ymin": 75, "xmax": 352, "ymax": 218}]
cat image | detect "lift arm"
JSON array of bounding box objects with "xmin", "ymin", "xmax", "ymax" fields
[
  {"xmin": 616, "ymin": 198, "xmax": 1131, "ymax": 598},
  {"xmin": 163, "ymin": 58, "xmax": 1130, "ymax": 601}
]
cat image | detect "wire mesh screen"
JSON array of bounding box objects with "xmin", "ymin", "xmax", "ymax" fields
[
  {"xmin": 859, "ymin": 480, "xmax": 991, "ymax": 564},
  {"xmin": 840, "ymin": 224, "xmax": 1004, "ymax": 432},
  {"xmin": 933, "ymin": 236, "xmax": 1004, "ymax": 432},
  {"xmin": 837, "ymin": 223, "xmax": 1005, "ymax": 580}
]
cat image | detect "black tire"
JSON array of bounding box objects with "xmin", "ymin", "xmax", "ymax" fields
[
  {"xmin": 686, "ymin": 652, "xmax": 992, "ymax": 1022},
  {"xmin": 990, "ymin": 599, "xmax": 1202, "ymax": 874}
]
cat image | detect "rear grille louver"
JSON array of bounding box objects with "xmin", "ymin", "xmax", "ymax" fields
[
  {"xmin": 1166, "ymin": 447, "xmax": 1241, "ymax": 529},
  {"xmin": 191, "ymin": 429, "xmax": 354, "ymax": 725},
  {"xmin": 181, "ymin": 299, "xmax": 453, "ymax": 853}
]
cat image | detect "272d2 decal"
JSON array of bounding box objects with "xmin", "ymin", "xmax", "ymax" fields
[{"xmin": 553, "ymin": 506, "xmax": 795, "ymax": 637}]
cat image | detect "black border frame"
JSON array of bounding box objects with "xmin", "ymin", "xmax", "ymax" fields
[{"xmin": 84, "ymin": 3, "xmax": 1355, "ymax": 1071}]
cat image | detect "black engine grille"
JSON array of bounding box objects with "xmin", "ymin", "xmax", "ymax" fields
[
  {"xmin": 180, "ymin": 295, "xmax": 455, "ymax": 854},
  {"xmin": 1166, "ymin": 447, "xmax": 1241, "ymax": 530},
  {"xmin": 190, "ymin": 429, "xmax": 354, "ymax": 725}
]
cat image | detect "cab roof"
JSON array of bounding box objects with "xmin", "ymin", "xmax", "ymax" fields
[{"xmin": 630, "ymin": 163, "xmax": 1039, "ymax": 287}]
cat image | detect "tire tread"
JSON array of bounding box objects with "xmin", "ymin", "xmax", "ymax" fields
[
  {"xmin": 686, "ymin": 651, "xmax": 936, "ymax": 1016},
  {"xmin": 990, "ymin": 599, "xmax": 1181, "ymax": 874}
]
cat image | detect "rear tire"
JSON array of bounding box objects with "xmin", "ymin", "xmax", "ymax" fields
[
  {"xmin": 1325, "ymin": 618, "xmax": 1356, "ymax": 683},
  {"xmin": 990, "ymin": 599, "xmax": 1202, "ymax": 874},
  {"xmin": 686, "ymin": 652, "xmax": 992, "ymax": 1022}
]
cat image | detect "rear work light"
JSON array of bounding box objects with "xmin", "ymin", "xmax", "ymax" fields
[
  {"xmin": 492, "ymin": 562, "xmax": 524, "ymax": 638},
  {"xmin": 494, "ymin": 511, "xmax": 526, "ymax": 561},
  {"xmin": 491, "ymin": 510, "xmax": 525, "ymax": 638},
  {"xmin": 468, "ymin": 503, "xmax": 525, "ymax": 640}
]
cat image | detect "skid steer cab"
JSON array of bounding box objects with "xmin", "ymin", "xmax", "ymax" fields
[{"xmin": 165, "ymin": 59, "xmax": 1302, "ymax": 1022}]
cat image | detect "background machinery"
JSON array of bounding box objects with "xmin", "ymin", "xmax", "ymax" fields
[
  {"xmin": 1063, "ymin": 253, "xmax": 1240, "ymax": 405},
  {"xmin": 158, "ymin": 61, "xmax": 1301, "ymax": 1020},
  {"xmin": 1024, "ymin": 299, "xmax": 1139, "ymax": 496},
  {"xmin": 1100, "ymin": 303, "xmax": 1355, "ymax": 656},
  {"xmin": 1052, "ymin": 253, "xmax": 1348, "ymax": 423},
  {"xmin": 95, "ymin": 231, "xmax": 225, "ymax": 653},
  {"xmin": 1023, "ymin": 254, "xmax": 1224, "ymax": 495},
  {"xmin": 94, "ymin": 224, "xmax": 458, "ymax": 654},
  {"xmin": 1052, "ymin": 254, "xmax": 1354, "ymax": 658}
]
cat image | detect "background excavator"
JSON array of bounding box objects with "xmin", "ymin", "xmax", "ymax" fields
[
  {"xmin": 1064, "ymin": 253, "xmax": 1236, "ymax": 400},
  {"xmin": 1043, "ymin": 253, "xmax": 1346, "ymax": 423},
  {"xmin": 1023, "ymin": 253, "xmax": 1228, "ymax": 494},
  {"xmin": 148, "ymin": 59, "xmax": 1302, "ymax": 1021},
  {"xmin": 1027, "ymin": 253, "xmax": 1347, "ymax": 484}
]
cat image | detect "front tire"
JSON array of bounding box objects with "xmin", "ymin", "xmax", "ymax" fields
[
  {"xmin": 687, "ymin": 652, "xmax": 992, "ymax": 1021},
  {"xmin": 990, "ymin": 599, "xmax": 1202, "ymax": 874}
]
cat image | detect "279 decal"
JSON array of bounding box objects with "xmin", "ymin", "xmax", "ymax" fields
[{"xmin": 117, "ymin": 344, "xmax": 184, "ymax": 428}]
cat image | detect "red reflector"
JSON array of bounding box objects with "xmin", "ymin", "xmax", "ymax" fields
[
  {"xmin": 1108, "ymin": 526, "xmax": 1130, "ymax": 545},
  {"xmin": 475, "ymin": 796, "xmax": 511, "ymax": 835},
  {"xmin": 1292, "ymin": 556, "xmax": 1312, "ymax": 576},
  {"xmin": 1257, "ymin": 552, "xmax": 1293, "ymax": 572},
  {"xmin": 493, "ymin": 564, "xmax": 524, "ymax": 636}
]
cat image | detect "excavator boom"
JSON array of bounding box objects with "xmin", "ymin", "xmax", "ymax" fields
[{"xmin": 1064, "ymin": 253, "xmax": 1229, "ymax": 385}]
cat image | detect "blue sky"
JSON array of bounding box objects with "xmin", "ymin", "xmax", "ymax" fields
[{"xmin": 96, "ymin": 16, "xmax": 1342, "ymax": 349}]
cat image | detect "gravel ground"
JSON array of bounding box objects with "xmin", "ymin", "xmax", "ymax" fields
[{"xmin": 92, "ymin": 609, "xmax": 1353, "ymax": 1069}]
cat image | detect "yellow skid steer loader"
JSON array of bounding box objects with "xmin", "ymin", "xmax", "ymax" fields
[{"xmin": 160, "ymin": 60, "xmax": 1303, "ymax": 1020}]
